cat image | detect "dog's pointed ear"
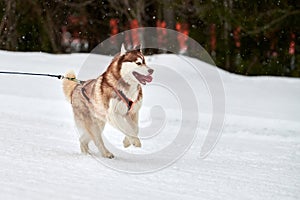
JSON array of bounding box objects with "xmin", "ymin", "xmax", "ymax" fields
[
  {"xmin": 134, "ymin": 44, "xmax": 143, "ymax": 53},
  {"xmin": 134, "ymin": 44, "xmax": 142, "ymax": 52},
  {"xmin": 120, "ymin": 43, "xmax": 126, "ymax": 56},
  {"xmin": 139, "ymin": 44, "xmax": 143, "ymax": 53}
]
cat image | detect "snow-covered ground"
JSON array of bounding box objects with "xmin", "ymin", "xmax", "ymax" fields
[{"xmin": 0, "ymin": 50, "xmax": 299, "ymax": 200}]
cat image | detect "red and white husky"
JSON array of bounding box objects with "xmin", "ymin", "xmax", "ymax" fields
[{"xmin": 63, "ymin": 44, "xmax": 154, "ymax": 158}]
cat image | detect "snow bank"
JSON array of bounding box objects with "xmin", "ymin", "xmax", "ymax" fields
[{"xmin": 0, "ymin": 50, "xmax": 299, "ymax": 200}]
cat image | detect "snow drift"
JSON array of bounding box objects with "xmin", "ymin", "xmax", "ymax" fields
[{"xmin": 0, "ymin": 50, "xmax": 299, "ymax": 200}]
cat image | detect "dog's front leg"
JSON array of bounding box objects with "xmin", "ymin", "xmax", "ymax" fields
[
  {"xmin": 122, "ymin": 113, "xmax": 139, "ymax": 148},
  {"xmin": 110, "ymin": 113, "xmax": 141, "ymax": 148},
  {"xmin": 108, "ymin": 100, "xmax": 141, "ymax": 147}
]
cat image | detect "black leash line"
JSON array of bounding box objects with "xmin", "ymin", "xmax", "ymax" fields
[
  {"xmin": 0, "ymin": 71, "xmax": 63, "ymax": 79},
  {"xmin": 0, "ymin": 71, "xmax": 83, "ymax": 83}
]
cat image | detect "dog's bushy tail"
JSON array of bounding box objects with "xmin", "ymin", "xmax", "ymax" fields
[{"xmin": 63, "ymin": 70, "xmax": 77, "ymax": 103}]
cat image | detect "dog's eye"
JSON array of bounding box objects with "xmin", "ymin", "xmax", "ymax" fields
[{"xmin": 136, "ymin": 62, "xmax": 142, "ymax": 66}]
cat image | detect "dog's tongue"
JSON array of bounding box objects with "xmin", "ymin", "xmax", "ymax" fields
[{"xmin": 144, "ymin": 75, "xmax": 153, "ymax": 83}]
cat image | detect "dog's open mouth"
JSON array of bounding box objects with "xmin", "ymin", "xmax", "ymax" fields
[{"xmin": 132, "ymin": 71, "xmax": 153, "ymax": 85}]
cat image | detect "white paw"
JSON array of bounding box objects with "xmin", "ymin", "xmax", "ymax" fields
[
  {"xmin": 80, "ymin": 144, "xmax": 89, "ymax": 154},
  {"xmin": 132, "ymin": 137, "xmax": 141, "ymax": 148},
  {"xmin": 123, "ymin": 137, "xmax": 131, "ymax": 148},
  {"xmin": 103, "ymin": 152, "xmax": 114, "ymax": 159}
]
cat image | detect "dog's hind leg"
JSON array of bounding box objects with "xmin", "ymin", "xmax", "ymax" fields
[
  {"xmin": 74, "ymin": 117, "xmax": 91, "ymax": 154},
  {"xmin": 75, "ymin": 122, "xmax": 91, "ymax": 154},
  {"xmin": 79, "ymin": 133, "xmax": 91, "ymax": 154},
  {"xmin": 92, "ymin": 121, "xmax": 114, "ymax": 159}
]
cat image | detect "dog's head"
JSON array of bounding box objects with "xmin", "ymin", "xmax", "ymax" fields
[{"xmin": 118, "ymin": 44, "xmax": 154, "ymax": 85}]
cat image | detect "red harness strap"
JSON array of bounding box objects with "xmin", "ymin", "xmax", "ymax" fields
[
  {"xmin": 80, "ymin": 79, "xmax": 95, "ymax": 103},
  {"xmin": 113, "ymin": 87, "xmax": 134, "ymax": 112}
]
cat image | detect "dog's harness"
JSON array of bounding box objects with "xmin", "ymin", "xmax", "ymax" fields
[
  {"xmin": 113, "ymin": 87, "xmax": 134, "ymax": 112},
  {"xmin": 80, "ymin": 79, "xmax": 95, "ymax": 103},
  {"xmin": 77, "ymin": 80, "xmax": 135, "ymax": 112},
  {"xmin": 64, "ymin": 77, "xmax": 85, "ymax": 84}
]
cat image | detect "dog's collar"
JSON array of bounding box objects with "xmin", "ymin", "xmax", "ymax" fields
[{"xmin": 113, "ymin": 88, "xmax": 134, "ymax": 112}]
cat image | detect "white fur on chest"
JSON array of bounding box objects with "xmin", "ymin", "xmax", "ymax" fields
[
  {"xmin": 124, "ymin": 84, "xmax": 140, "ymax": 101},
  {"xmin": 108, "ymin": 98, "xmax": 128, "ymax": 115}
]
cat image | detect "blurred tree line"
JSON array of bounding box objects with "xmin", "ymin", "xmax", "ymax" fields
[{"xmin": 0, "ymin": 0, "xmax": 299, "ymax": 77}]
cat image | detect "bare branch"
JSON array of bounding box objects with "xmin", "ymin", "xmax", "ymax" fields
[
  {"xmin": 108, "ymin": 0, "xmax": 134, "ymax": 21},
  {"xmin": 57, "ymin": 0, "xmax": 95, "ymax": 8},
  {"xmin": 0, "ymin": 0, "xmax": 10, "ymax": 36},
  {"xmin": 242, "ymin": 9, "xmax": 300, "ymax": 35}
]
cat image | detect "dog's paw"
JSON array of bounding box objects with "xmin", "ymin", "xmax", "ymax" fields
[
  {"xmin": 103, "ymin": 152, "xmax": 114, "ymax": 159},
  {"xmin": 80, "ymin": 144, "xmax": 89, "ymax": 155},
  {"xmin": 123, "ymin": 137, "xmax": 131, "ymax": 148},
  {"xmin": 132, "ymin": 137, "xmax": 141, "ymax": 148}
]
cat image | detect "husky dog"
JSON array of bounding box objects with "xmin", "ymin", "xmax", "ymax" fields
[{"xmin": 63, "ymin": 44, "xmax": 154, "ymax": 158}]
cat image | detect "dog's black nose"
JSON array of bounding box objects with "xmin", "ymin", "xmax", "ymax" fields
[{"xmin": 148, "ymin": 69, "xmax": 154, "ymax": 74}]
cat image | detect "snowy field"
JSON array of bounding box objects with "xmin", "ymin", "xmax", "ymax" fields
[{"xmin": 0, "ymin": 50, "xmax": 299, "ymax": 200}]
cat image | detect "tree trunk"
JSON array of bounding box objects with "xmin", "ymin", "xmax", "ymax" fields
[
  {"xmin": 0, "ymin": 0, "xmax": 17, "ymax": 50},
  {"xmin": 223, "ymin": 0, "xmax": 232, "ymax": 70},
  {"xmin": 163, "ymin": 0, "xmax": 174, "ymax": 29}
]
